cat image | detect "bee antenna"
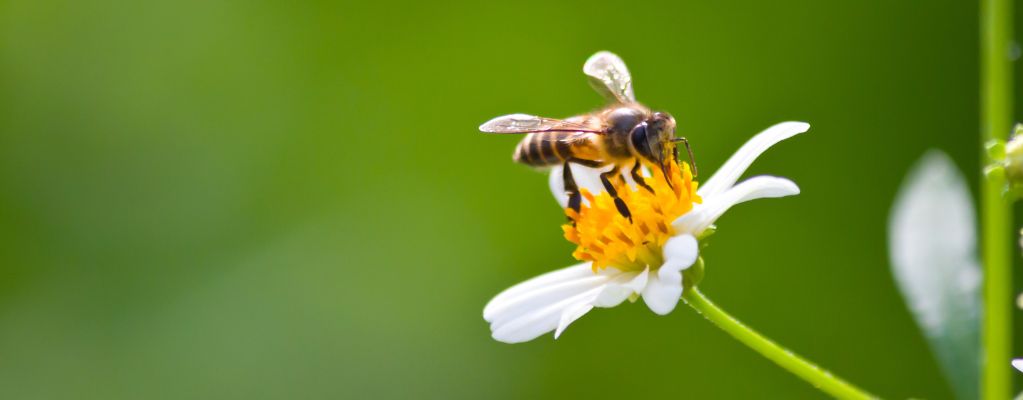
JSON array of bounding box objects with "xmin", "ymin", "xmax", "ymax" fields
[{"xmin": 672, "ymin": 137, "xmax": 698, "ymax": 178}]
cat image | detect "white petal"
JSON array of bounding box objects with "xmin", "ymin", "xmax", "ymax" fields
[
  {"xmin": 661, "ymin": 234, "xmax": 699, "ymax": 273},
  {"xmin": 554, "ymin": 302, "xmax": 594, "ymax": 339},
  {"xmin": 575, "ymin": 164, "xmax": 610, "ymax": 195},
  {"xmin": 697, "ymin": 122, "xmax": 809, "ymax": 198},
  {"xmin": 491, "ymin": 286, "xmax": 604, "ymax": 343},
  {"xmin": 674, "ymin": 176, "xmax": 799, "ymax": 235},
  {"xmin": 487, "ymin": 273, "xmax": 610, "ymax": 327},
  {"xmin": 642, "ymin": 270, "xmax": 684, "ymax": 315},
  {"xmin": 558, "ymin": 268, "xmax": 650, "ymax": 339},
  {"xmin": 641, "ymin": 234, "xmax": 698, "ymax": 315},
  {"xmin": 619, "ymin": 163, "xmax": 637, "ymax": 186},
  {"xmin": 484, "ymin": 262, "xmax": 594, "ymax": 321},
  {"xmin": 1013, "ymin": 359, "xmax": 1023, "ymax": 373},
  {"xmin": 485, "ymin": 263, "xmax": 638, "ymax": 343},
  {"xmin": 594, "ymin": 267, "xmax": 649, "ymax": 307},
  {"xmin": 548, "ymin": 163, "xmax": 614, "ymax": 208}
]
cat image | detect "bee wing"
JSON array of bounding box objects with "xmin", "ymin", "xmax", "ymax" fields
[
  {"xmin": 583, "ymin": 51, "xmax": 636, "ymax": 104},
  {"xmin": 479, "ymin": 114, "xmax": 604, "ymax": 134}
]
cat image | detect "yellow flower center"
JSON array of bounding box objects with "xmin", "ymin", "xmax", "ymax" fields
[{"xmin": 563, "ymin": 162, "xmax": 700, "ymax": 272}]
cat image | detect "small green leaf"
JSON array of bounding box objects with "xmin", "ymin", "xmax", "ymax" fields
[{"xmin": 889, "ymin": 151, "xmax": 981, "ymax": 400}]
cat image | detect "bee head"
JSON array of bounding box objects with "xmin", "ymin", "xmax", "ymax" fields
[{"xmin": 630, "ymin": 111, "xmax": 677, "ymax": 173}]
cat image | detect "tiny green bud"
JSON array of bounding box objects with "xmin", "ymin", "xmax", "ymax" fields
[
  {"xmin": 697, "ymin": 225, "xmax": 717, "ymax": 242},
  {"xmin": 1005, "ymin": 131, "xmax": 1023, "ymax": 183},
  {"xmin": 682, "ymin": 257, "xmax": 705, "ymax": 290},
  {"xmin": 986, "ymin": 138, "xmax": 1006, "ymax": 160},
  {"xmin": 984, "ymin": 164, "xmax": 1005, "ymax": 180}
]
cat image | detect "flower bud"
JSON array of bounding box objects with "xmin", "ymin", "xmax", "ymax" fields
[
  {"xmin": 682, "ymin": 257, "xmax": 705, "ymax": 290},
  {"xmin": 1005, "ymin": 125, "xmax": 1023, "ymax": 183}
]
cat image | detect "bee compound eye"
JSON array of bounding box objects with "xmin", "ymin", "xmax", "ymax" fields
[{"xmin": 630, "ymin": 123, "xmax": 654, "ymax": 158}]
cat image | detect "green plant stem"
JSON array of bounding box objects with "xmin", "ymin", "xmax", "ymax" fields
[
  {"xmin": 682, "ymin": 288, "xmax": 876, "ymax": 400},
  {"xmin": 981, "ymin": 0, "xmax": 1014, "ymax": 398}
]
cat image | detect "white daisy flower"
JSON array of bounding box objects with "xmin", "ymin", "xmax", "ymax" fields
[
  {"xmin": 1014, "ymin": 359, "xmax": 1023, "ymax": 373},
  {"xmin": 483, "ymin": 121, "xmax": 809, "ymax": 343}
]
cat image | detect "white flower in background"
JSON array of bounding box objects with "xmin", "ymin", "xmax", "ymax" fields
[
  {"xmin": 889, "ymin": 151, "xmax": 981, "ymax": 332},
  {"xmin": 888, "ymin": 150, "xmax": 981, "ymax": 400},
  {"xmin": 483, "ymin": 121, "xmax": 809, "ymax": 343},
  {"xmin": 1013, "ymin": 359, "xmax": 1023, "ymax": 373}
]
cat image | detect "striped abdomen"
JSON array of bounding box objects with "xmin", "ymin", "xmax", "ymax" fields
[{"xmin": 513, "ymin": 131, "xmax": 593, "ymax": 167}]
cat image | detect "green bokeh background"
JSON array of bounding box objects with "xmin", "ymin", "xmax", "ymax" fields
[{"xmin": 0, "ymin": 0, "xmax": 1009, "ymax": 398}]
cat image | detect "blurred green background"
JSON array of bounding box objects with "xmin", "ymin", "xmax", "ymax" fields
[{"xmin": 0, "ymin": 0, "xmax": 1007, "ymax": 398}]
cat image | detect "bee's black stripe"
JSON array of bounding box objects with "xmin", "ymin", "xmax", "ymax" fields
[
  {"xmin": 551, "ymin": 132, "xmax": 570, "ymax": 162},
  {"xmin": 528, "ymin": 133, "xmax": 544, "ymax": 165},
  {"xmin": 516, "ymin": 134, "xmax": 536, "ymax": 164},
  {"xmin": 539, "ymin": 134, "xmax": 560, "ymax": 164}
]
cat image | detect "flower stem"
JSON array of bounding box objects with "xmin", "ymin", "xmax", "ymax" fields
[
  {"xmin": 682, "ymin": 288, "xmax": 876, "ymax": 400},
  {"xmin": 981, "ymin": 0, "xmax": 1014, "ymax": 397}
]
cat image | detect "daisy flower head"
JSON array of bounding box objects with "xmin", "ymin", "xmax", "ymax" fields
[{"xmin": 484, "ymin": 121, "xmax": 809, "ymax": 343}]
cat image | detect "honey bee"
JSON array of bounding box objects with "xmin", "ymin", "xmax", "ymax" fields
[{"xmin": 479, "ymin": 51, "xmax": 695, "ymax": 221}]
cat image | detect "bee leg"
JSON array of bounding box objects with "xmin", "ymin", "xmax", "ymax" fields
[
  {"xmin": 630, "ymin": 159, "xmax": 654, "ymax": 194},
  {"xmin": 567, "ymin": 157, "xmax": 603, "ymax": 168},
  {"xmin": 563, "ymin": 161, "xmax": 582, "ymax": 217},
  {"xmin": 563, "ymin": 158, "xmax": 608, "ymax": 222},
  {"xmin": 600, "ymin": 167, "xmax": 632, "ymax": 223}
]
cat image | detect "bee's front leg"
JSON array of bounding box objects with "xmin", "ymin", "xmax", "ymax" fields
[
  {"xmin": 599, "ymin": 166, "xmax": 632, "ymax": 223},
  {"xmin": 630, "ymin": 159, "xmax": 654, "ymax": 194}
]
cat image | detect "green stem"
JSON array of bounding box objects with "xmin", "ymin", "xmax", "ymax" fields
[
  {"xmin": 682, "ymin": 288, "xmax": 876, "ymax": 400},
  {"xmin": 981, "ymin": 0, "xmax": 1014, "ymax": 397}
]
